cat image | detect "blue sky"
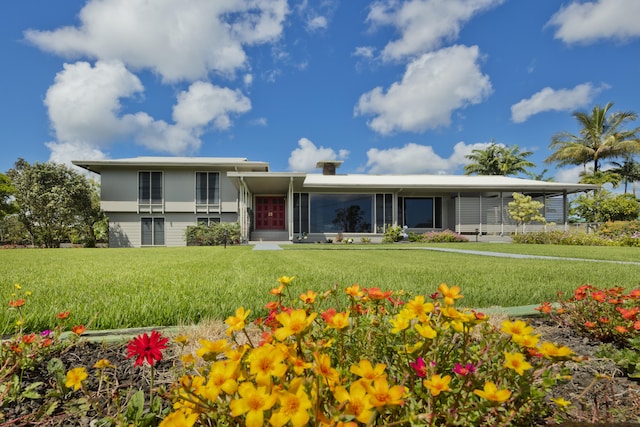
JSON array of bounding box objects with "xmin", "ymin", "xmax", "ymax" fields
[{"xmin": 1, "ymin": 0, "xmax": 639, "ymax": 182}]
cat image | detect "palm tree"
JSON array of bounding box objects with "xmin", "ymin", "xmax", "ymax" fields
[
  {"xmin": 610, "ymin": 157, "xmax": 640, "ymax": 195},
  {"xmin": 464, "ymin": 142, "xmax": 535, "ymax": 176},
  {"xmin": 546, "ymin": 102, "xmax": 640, "ymax": 173}
]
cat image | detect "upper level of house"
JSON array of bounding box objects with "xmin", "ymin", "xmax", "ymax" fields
[{"xmin": 73, "ymin": 157, "xmax": 269, "ymax": 214}]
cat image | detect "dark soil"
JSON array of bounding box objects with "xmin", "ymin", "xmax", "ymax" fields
[{"xmin": 2, "ymin": 320, "xmax": 640, "ymax": 426}]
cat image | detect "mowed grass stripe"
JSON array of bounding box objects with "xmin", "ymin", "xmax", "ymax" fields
[{"xmin": 1, "ymin": 246, "xmax": 639, "ymax": 333}]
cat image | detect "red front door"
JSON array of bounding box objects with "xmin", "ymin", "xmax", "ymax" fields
[{"xmin": 255, "ymin": 197, "xmax": 286, "ymax": 230}]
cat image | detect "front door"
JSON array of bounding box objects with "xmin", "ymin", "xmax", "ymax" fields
[{"xmin": 255, "ymin": 196, "xmax": 286, "ymax": 230}]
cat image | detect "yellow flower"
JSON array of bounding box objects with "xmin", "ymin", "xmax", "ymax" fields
[
  {"xmin": 158, "ymin": 409, "xmax": 199, "ymax": 427},
  {"xmin": 334, "ymin": 381, "xmax": 375, "ymax": 424},
  {"xmin": 364, "ymin": 377, "xmax": 405, "ymax": 407},
  {"xmin": 473, "ymin": 381, "xmax": 511, "ymax": 403},
  {"xmin": 174, "ymin": 335, "xmax": 189, "ymax": 345},
  {"xmin": 196, "ymin": 338, "xmax": 230, "ymax": 360},
  {"xmin": 230, "ymin": 382, "xmax": 277, "ymax": 427},
  {"xmin": 274, "ymin": 309, "xmax": 317, "ymax": 341},
  {"xmin": 313, "ymin": 351, "xmax": 340, "ymax": 388},
  {"xmin": 269, "ymin": 382, "xmax": 312, "ymax": 427},
  {"xmin": 500, "ymin": 319, "xmax": 534, "ymax": 337},
  {"xmin": 511, "ymin": 333, "xmax": 540, "ymax": 348},
  {"xmin": 415, "ymin": 322, "xmax": 437, "ymax": 339},
  {"xmin": 349, "ymin": 359, "xmax": 386, "ymax": 382},
  {"xmin": 180, "ymin": 354, "xmax": 196, "ymax": 366},
  {"xmin": 503, "ymin": 352, "xmax": 533, "ymax": 376},
  {"xmin": 345, "ymin": 284, "xmax": 363, "ymax": 298},
  {"xmin": 438, "ymin": 283, "xmax": 463, "ymax": 306},
  {"xmin": 551, "ymin": 397, "xmax": 572, "ymax": 408},
  {"xmin": 405, "ymin": 295, "xmax": 435, "ymax": 321},
  {"xmin": 93, "ymin": 359, "xmax": 115, "ymax": 369},
  {"xmin": 65, "ymin": 367, "xmax": 88, "ymax": 391},
  {"xmin": 538, "ymin": 341, "xmax": 573, "ymax": 359},
  {"xmin": 225, "ymin": 307, "xmax": 251, "ymax": 336},
  {"xmin": 389, "ymin": 313, "xmax": 410, "ymax": 334},
  {"xmin": 423, "ymin": 374, "xmax": 452, "ymax": 396},
  {"xmin": 14, "ymin": 284, "xmax": 21, "ymax": 290},
  {"xmin": 205, "ymin": 360, "xmax": 238, "ymax": 399},
  {"xmin": 25, "ymin": 291, "xmax": 32, "ymax": 296},
  {"xmin": 299, "ymin": 290, "xmax": 318, "ymax": 304},
  {"xmin": 326, "ymin": 311, "xmax": 350, "ymax": 330},
  {"xmin": 248, "ymin": 343, "xmax": 288, "ymax": 386},
  {"xmin": 277, "ymin": 275, "xmax": 296, "ymax": 286}
]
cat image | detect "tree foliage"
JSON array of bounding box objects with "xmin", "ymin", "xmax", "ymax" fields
[
  {"xmin": 546, "ymin": 102, "xmax": 640, "ymax": 173},
  {"xmin": 464, "ymin": 142, "xmax": 535, "ymax": 176},
  {"xmin": 507, "ymin": 192, "xmax": 546, "ymax": 234},
  {"xmin": 571, "ymin": 190, "xmax": 640, "ymax": 223},
  {"xmin": 7, "ymin": 159, "xmax": 105, "ymax": 248},
  {"xmin": 0, "ymin": 172, "xmax": 17, "ymax": 220}
]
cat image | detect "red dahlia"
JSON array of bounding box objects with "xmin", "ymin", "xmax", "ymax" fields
[{"xmin": 126, "ymin": 330, "xmax": 169, "ymax": 367}]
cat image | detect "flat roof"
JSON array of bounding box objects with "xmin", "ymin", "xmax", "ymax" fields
[{"xmin": 72, "ymin": 157, "xmax": 270, "ymax": 173}]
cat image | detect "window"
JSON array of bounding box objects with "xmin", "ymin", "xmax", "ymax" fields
[
  {"xmin": 196, "ymin": 172, "xmax": 220, "ymax": 205},
  {"xmin": 197, "ymin": 217, "xmax": 221, "ymax": 226},
  {"xmin": 310, "ymin": 194, "xmax": 373, "ymax": 233},
  {"xmin": 139, "ymin": 171, "xmax": 163, "ymax": 205},
  {"xmin": 375, "ymin": 194, "xmax": 393, "ymax": 232},
  {"xmin": 293, "ymin": 193, "xmax": 309, "ymax": 234},
  {"xmin": 141, "ymin": 218, "xmax": 164, "ymax": 245},
  {"xmin": 399, "ymin": 197, "xmax": 442, "ymax": 228}
]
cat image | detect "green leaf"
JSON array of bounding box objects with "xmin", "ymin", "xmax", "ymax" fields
[{"xmin": 125, "ymin": 389, "xmax": 145, "ymax": 422}]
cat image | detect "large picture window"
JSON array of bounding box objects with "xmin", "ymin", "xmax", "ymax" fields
[
  {"xmin": 196, "ymin": 172, "xmax": 220, "ymax": 205},
  {"xmin": 310, "ymin": 194, "xmax": 373, "ymax": 233},
  {"xmin": 399, "ymin": 197, "xmax": 442, "ymax": 228},
  {"xmin": 141, "ymin": 218, "xmax": 164, "ymax": 246}
]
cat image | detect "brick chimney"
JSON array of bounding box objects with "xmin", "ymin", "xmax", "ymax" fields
[{"xmin": 315, "ymin": 160, "xmax": 343, "ymax": 175}]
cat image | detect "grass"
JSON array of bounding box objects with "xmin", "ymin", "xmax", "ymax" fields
[{"xmin": 2, "ymin": 244, "xmax": 639, "ymax": 334}]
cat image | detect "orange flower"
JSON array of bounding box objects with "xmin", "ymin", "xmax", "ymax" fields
[
  {"xmin": 345, "ymin": 284, "xmax": 363, "ymax": 298},
  {"xmin": 22, "ymin": 333, "xmax": 37, "ymax": 344},
  {"xmin": 590, "ymin": 291, "xmax": 606, "ymax": 302},
  {"xmin": 72, "ymin": 325, "xmax": 86, "ymax": 336},
  {"xmin": 634, "ymin": 320, "xmax": 640, "ymax": 331},
  {"xmin": 584, "ymin": 321, "xmax": 596, "ymax": 328},
  {"xmin": 270, "ymin": 285, "xmax": 285, "ymax": 295},
  {"xmin": 9, "ymin": 299, "xmax": 25, "ymax": 308},
  {"xmin": 535, "ymin": 302, "xmax": 553, "ymax": 314},
  {"xmin": 615, "ymin": 325, "xmax": 628, "ymax": 334},
  {"xmin": 363, "ymin": 287, "xmax": 393, "ymax": 301},
  {"xmin": 299, "ymin": 290, "xmax": 318, "ymax": 304},
  {"xmin": 57, "ymin": 311, "xmax": 70, "ymax": 320}
]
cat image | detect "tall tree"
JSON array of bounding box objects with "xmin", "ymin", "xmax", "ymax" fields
[
  {"xmin": 546, "ymin": 102, "xmax": 640, "ymax": 173},
  {"xmin": 610, "ymin": 157, "xmax": 640, "ymax": 196},
  {"xmin": 0, "ymin": 172, "xmax": 17, "ymax": 219},
  {"xmin": 464, "ymin": 142, "xmax": 535, "ymax": 176},
  {"xmin": 8, "ymin": 159, "xmax": 103, "ymax": 248}
]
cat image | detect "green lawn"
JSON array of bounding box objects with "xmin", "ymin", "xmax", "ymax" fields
[{"xmin": 2, "ymin": 244, "xmax": 639, "ymax": 333}]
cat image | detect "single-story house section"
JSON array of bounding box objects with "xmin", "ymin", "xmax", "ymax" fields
[{"xmin": 72, "ymin": 157, "xmax": 599, "ymax": 248}]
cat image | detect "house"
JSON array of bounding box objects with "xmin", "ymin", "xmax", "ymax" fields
[{"xmin": 72, "ymin": 157, "xmax": 599, "ymax": 248}]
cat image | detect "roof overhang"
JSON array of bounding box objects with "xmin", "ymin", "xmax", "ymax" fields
[
  {"xmin": 72, "ymin": 157, "xmax": 270, "ymax": 174},
  {"xmin": 227, "ymin": 172, "xmax": 307, "ymax": 194},
  {"xmin": 302, "ymin": 174, "xmax": 599, "ymax": 195}
]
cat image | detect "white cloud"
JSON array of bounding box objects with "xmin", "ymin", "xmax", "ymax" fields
[
  {"xmin": 172, "ymin": 81, "xmax": 251, "ymax": 129},
  {"xmin": 353, "ymin": 46, "xmax": 376, "ymax": 58},
  {"xmin": 307, "ymin": 15, "xmax": 328, "ymax": 31},
  {"xmin": 47, "ymin": 141, "xmax": 109, "ymax": 169},
  {"xmin": 288, "ymin": 137, "xmax": 349, "ymax": 172},
  {"xmin": 510, "ymin": 83, "xmax": 607, "ymax": 123},
  {"xmin": 367, "ymin": 0, "xmax": 504, "ymax": 61},
  {"xmin": 366, "ymin": 141, "xmax": 492, "ymax": 174},
  {"xmin": 44, "ymin": 61, "xmax": 253, "ymax": 165},
  {"xmin": 547, "ymin": 0, "xmax": 640, "ymax": 44},
  {"xmin": 554, "ymin": 165, "xmax": 583, "ymax": 184},
  {"xmin": 355, "ymin": 45, "xmax": 492, "ymax": 134},
  {"xmin": 25, "ymin": 0, "xmax": 289, "ymax": 82}
]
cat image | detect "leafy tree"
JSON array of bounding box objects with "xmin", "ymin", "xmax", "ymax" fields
[
  {"xmin": 464, "ymin": 142, "xmax": 535, "ymax": 176},
  {"xmin": 8, "ymin": 159, "xmax": 105, "ymax": 248},
  {"xmin": 571, "ymin": 190, "xmax": 640, "ymax": 223},
  {"xmin": 525, "ymin": 168, "xmax": 554, "ymax": 182},
  {"xmin": 578, "ymin": 170, "xmax": 622, "ymax": 187},
  {"xmin": 0, "ymin": 172, "xmax": 17, "ymax": 220},
  {"xmin": 546, "ymin": 102, "xmax": 640, "ymax": 173},
  {"xmin": 610, "ymin": 157, "xmax": 640, "ymax": 196},
  {"xmin": 507, "ymin": 192, "xmax": 546, "ymax": 234}
]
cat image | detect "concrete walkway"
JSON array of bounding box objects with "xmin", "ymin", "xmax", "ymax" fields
[
  {"xmin": 419, "ymin": 247, "xmax": 640, "ymax": 265},
  {"xmin": 252, "ymin": 242, "xmax": 283, "ymax": 250}
]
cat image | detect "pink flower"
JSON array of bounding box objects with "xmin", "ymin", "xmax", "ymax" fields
[
  {"xmin": 453, "ymin": 363, "xmax": 476, "ymax": 376},
  {"xmin": 410, "ymin": 358, "xmax": 427, "ymax": 377}
]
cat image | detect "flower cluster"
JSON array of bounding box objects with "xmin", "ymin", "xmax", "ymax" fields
[{"xmin": 163, "ymin": 278, "xmax": 575, "ymax": 426}]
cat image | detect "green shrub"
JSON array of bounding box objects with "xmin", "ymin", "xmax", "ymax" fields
[
  {"xmin": 382, "ymin": 225, "xmax": 406, "ymax": 243},
  {"xmin": 597, "ymin": 221, "xmax": 640, "ymax": 246},
  {"xmin": 185, "ymin": 222, "xmax": 240, "ymax": 246},
  {"xmin": 511, "ymin": 231, "xmax": 613, "ymax": 246}
]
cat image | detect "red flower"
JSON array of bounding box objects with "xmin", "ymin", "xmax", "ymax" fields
[
  {"xmin": 72, "ymin": 325, "xmax": 87, "ymax": 336},
  {"xmin": 9, "ymin": 299, "xmax": 25, "ymax": 308},
  {"xmin": 22, "ymin": 333, "xmax": 37, "ymax": 344},
  {"xmin": 127, "ymin": 331, "xmax": 169, "ymax": 367},
  {"xmin": 590, "ymin": 291, "xmax": 606, "ymax": 303},
  {"xmin": 363, "ymin": 287, "xmax": 393, "ymax": 301},
  {"xmin": 57, "ymin": 311, "xmax": 70, "ymax": 320}
]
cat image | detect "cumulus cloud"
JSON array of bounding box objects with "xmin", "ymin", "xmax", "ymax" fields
[
  {"xmin": 25, "ymin": 0, "xmax": 289, "ymax": 82},
  {"xmin": 367, "ymin": 0, "xmax": 504, "ymax": 61},
  {"xmin": 307, "ymin": 15, "xmax": 328, "ymax": 31},
  {"xmin": 355, "ymin": 45, "xmax": 492, "ymax": 134},
  {"xmin": 554, "ymin": 165, "xmax": 583, "ymax": 184},
  {"xmin": 288, "ymin": 138, "xmax": 349, "ymax": 172},
  {"xmin": 547, "ymin": 0, "xmax": 640, "ymax": 44},
  {"xmin": 510, "ymin": 83, "xmax": 608, "ymax": 123},
  {"xmin": 44, "ymin": 61, "xmax": 252, "ymax": 164},
  {"xmin": 366, "ymin": 141, "xmax": 493, "ymax": 174}
]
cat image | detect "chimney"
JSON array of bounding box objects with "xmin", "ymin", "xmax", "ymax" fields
[{"xmin": 315, "ymin": 160, "xmax": 343, "ymax": 175}]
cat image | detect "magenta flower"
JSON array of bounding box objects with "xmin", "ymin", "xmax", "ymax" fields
[
  {"xmin": 41, "ymin": 329, "xmax": 52, "ymax": 337},
  {"xmin": 410, "ymin": 358, "xmax": 427, "ymax": 377},
  {"xmin": 452, "ymin": 363, "xmax": 476, "ymax": 376}
]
